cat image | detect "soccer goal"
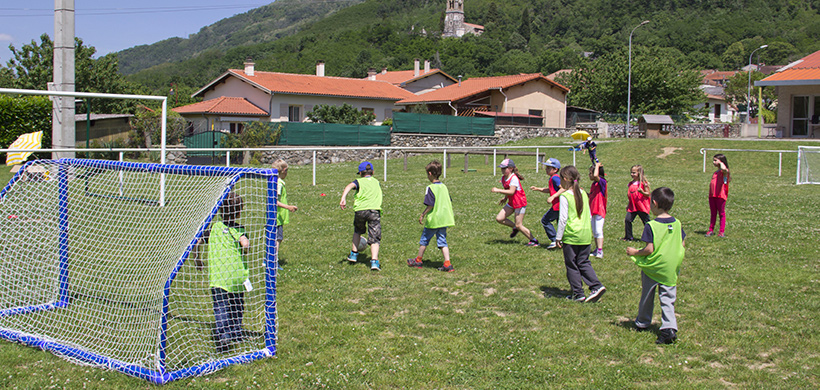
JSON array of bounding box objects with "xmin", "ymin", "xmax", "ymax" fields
[
  {"xmin": 0, "ymin": 159, "xmax": 278, "ymax": 383},
  {"xmin": 797, "ymin": 146, "xmax": 820, "ymax": 185}
]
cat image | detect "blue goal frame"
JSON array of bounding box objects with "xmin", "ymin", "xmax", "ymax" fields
[{"xmin": 0, "ymin": 159, "xmax": 279, "ymax": 384}]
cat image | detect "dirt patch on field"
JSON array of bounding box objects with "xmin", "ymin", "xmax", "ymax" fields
[{"xmin": 656, "ymin": 147, "xmax": 682, "ymax": 158}]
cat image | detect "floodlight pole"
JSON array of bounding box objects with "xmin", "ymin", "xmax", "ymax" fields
[
  {"xmin": 626, "ymin": 20, "xmax": 649, "ymax": 139},
  {"xmin": 747, "ymin": 44, "xmax": 768, "ymax": 125}
]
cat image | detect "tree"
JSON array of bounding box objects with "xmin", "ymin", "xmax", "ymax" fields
[
  {"xmin": 724, "ymin": 71, "xmax": 776, "ymax": 118},
  {"xmin": 518, "ymin": 8, "xmax": 531, "ymax": 42},
  {"xmin": 557, "ymin": 46, "xmax": 704, "ymax": 117},
  {"xmin": 3, "ymin": 34, "xmax": 138, "ymax": 114},
  {"xmin": 306, "ymin": 104, "xmax": 376, "ymax": 125}
]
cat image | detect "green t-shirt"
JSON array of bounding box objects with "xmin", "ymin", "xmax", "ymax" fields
[
  {"xmin": 353, "ymin": 176, "xmax": 383, "ymax": 212},
  {"xmin": 207, "ymin": 220, "xmax": 248, "ymax": 293},
  {"xmin": 424, "ymin": 182, "xmax": 455, "ymax": 229},
  {"xmin": 560, "ymin": 190, "xmax": 592, "ymax": 245},
  {"xmin": 630, "ymin": 219, "xmax": 685, "ymax": 286},
  {"xmin": 277, "ymin": 179, "xmax": 289, "ymax": 226}
]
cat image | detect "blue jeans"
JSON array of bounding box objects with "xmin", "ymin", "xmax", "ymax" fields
[
  {"xmin": 541, "ymin": 209, "xmax": 559, "ymax": 242},
  {"xmin": 211, "ymin": 287, "xmax": 245, "ymax": 349},
  {"xmin": 419, "ymin": 227, "xmax": 448, "ymax": 248}
]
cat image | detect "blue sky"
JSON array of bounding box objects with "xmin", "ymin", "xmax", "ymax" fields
[{"xmin": 0, "ymin": 1, "xmax": 269, "ymax": 63}]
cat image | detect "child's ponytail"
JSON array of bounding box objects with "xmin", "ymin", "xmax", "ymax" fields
[
  {"xmin": 512, "ymin": 166, "xmax": 524, "ymax": 181},
  {"xmin": 560, "ymin": 166, "xmax": 584, "ymax": 218}
]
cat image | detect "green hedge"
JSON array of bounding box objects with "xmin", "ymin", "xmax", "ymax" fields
[{"xmin": 0, "ymin": 96, "xmax": 52, "ymax": 158}]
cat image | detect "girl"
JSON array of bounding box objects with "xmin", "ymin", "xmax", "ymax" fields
[
  {"xmin": 555, "ymin": 166, "xmax": 606, "ymax": 302},
  {"xmin": 492, "ymin": 159, "xmax": 539, "ymax": 247},
  {"xmin": 623, "ymin": 165, "xmax": 650, "ymax": 241},
  {"xmin": 588, "ymin": 163, "xmax": 607, "ymax": 258},
  {"xmin": 706, "ymin": 154, "xmax": 730, "ymax": 237}
]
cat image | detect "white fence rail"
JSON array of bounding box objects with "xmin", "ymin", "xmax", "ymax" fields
[{"xmin": 699, "ymin": 147, "xmax": 798, "ymax": 178}]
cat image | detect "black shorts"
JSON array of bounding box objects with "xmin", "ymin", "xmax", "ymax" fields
[{"xmin": 353, "ymin": 210, "xmax": 381, "ymax": 245}]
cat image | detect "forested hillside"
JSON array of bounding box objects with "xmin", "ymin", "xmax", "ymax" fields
[
  {"xmin": 117, "ymin": 0, "xmax": 366, "ymax": 75},
  {"xmin": 125, "ymin": 0, "xmax": 820, "ymax": 99}
]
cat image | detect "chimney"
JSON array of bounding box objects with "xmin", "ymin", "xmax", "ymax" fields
[
  {"xmin": 316, "ymin": 60, "xmax": 325, "ymax": 77},
  {"xmin": 424, "ymin": 60, "xmax": 430, "ymax": 74},
  {"xmin": 367, "ymin": 68, "xmax": 377, "ymax": 81},
  {"xmin": 414, "ymin": 58, "xmax": 420, "ymax": 77},
  {"xmin": 458, "ymin": 75, "xmax": 462, "ymax": 87},
  {"xmin": 382, "ymin": 67, "xmax": 388, "ymax": 74},
  {"xmin": 244, "ymin": 58, "xmax": 255, "ymax": 76}
]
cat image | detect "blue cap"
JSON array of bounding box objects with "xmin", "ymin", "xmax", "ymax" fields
[
  {"xmin": 542, "ymin": 158, "xmax": 560, "ymax": 169},
  {"xmin": 357, "ymin": 161, "xmax": 373, "ymax": 173},
  {"xmin": 498, "ymin": 158, "xmax": 515, "ymax": 168}
]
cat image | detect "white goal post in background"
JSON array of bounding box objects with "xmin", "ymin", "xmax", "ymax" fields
[
  {"xmin": 797, "ymin": 145, "xmax": 820, "ymax": 185},
  {"xmin": 0, "ymin": 159, "xmax": 279, "ymax": 383}
]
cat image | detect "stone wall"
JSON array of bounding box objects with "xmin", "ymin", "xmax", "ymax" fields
[{"xmin": 606, "ymin": 123, "xmax": 741, "ymax": 138}]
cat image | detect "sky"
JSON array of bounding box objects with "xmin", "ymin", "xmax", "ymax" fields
[{"xmin": 0, "ymin": 1, "xmax": 271, "ymax": 63}]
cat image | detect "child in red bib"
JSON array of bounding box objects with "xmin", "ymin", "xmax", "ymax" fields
[
  {"xmin": 492, "ymin": 159, "xmax": 539, "ymax": 247},
  {"xmin": 623, "ymin": 165, "xmax": 650, "ymax": 241},
  {"xmin": 706, "ymin": 154, "xmax": 730, "ymax": 237}
]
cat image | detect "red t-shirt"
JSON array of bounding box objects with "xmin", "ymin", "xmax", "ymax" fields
[
  {"xmin": 627, "ymin": 180, "xmax": 650, "ymax": 213},
  {"xmin": 709, "ymin": 170, "xmax": 729, "ymax": 200}
]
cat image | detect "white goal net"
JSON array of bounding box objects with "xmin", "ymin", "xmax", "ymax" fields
[
  {"xmin": 0, "ymin": 159, "xmax": 278, "ymax": 383},
  {"xmin": 797, "ymin": 146, "xmax": 820, "ymax": 185}
]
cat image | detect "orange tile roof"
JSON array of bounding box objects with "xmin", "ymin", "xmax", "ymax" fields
[
  {"xmin": 197, "ymin": 69, "xmax": 416, "ymax": 101},
  {"xmin": 172, "ymin": 96, "xmax": 268, "ymax": 116},
  {"xmin": 373, "ymin": 69, "xmax": 457, "ymax": 85},
  {"xmin": 758, "ymin": 50, "xmax": 820, "ymax": 85},
  {"xmin": 397, "ymin": 73, "xmax": 568, "ymax": 104}
]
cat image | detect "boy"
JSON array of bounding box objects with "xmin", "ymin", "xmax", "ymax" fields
[
  {"xmin": 193, "ymin": 192, "xmax": 251, "ymax": 353},
  {"xmin": 407, "ymin": 160, "xmax": 455, "ymax": 272},
  {"xmin": 340, "ymin": 161, "xmax": 383, "ymax": 271},
  {"xmin": 529, "ymin": 157, "xmax": 562, "ymax": 249},
  {"xmin": 626, "ymin": 187, "xmax": 686, "ymax": 344},
  {"xmin": 272, "ymin": 159, "xmax": 297, "ymax": 268}
]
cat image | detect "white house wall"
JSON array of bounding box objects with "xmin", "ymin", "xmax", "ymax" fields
[
  {"xmin": 269, "ymin": 94, "xmax": 397, "ymax": 125},
  {"xmin": 775, "ymin": 84, "xmax": 820, "ymax": 138},
  {"xmin": 202, "ymin": 77, "xmax": 270, "ymax": 111},
  {"xmin": 489, "ymin": 81, "xmax": 567, "ymax": 128}
]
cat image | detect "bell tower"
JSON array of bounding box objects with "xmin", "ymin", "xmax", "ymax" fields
[{"xmin": 443, "ymin": 0, "xmax": 465, "ymax": 37}]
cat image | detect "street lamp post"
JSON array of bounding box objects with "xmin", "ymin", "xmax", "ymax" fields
[
  {"xmin": 746, "ymin": 44, "xmax": 768, "ymax": 124},
  {"xmin": 626, "ymin": 20, "xmax": 649, "ymax": 138}
]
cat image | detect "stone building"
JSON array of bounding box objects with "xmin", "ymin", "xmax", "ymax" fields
[{"xmin": 443, "ymin": 0, "xmax": 483, "ymax": 38}]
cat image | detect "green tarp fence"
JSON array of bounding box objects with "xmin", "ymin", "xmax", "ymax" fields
[
  {"xmin": 183, "ymin": 131, "xmax": 228, "ymax": 156},
  {"xmin": 392, "ymin": 112, "xmax": 495, "ymax": 136},
  {"xmin": 278, "ymin": 122, "xmax": 390, "ymax": 146}
]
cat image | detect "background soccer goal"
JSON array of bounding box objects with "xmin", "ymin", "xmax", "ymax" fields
[
  {"xmin": 0, "ymin": 159, "xmax": 278, "ymax": 383},
  {"xmin": 797, "ymin": 146, "xmax": 820, "ymax": 185}
]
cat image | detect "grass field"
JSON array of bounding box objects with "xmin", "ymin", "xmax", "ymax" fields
[{"xmin": 0, "ymin": 138, "xmax": 817, "ymax": 389}]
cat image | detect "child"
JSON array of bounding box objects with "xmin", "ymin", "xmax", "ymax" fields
[
  {"xmin": 530, "ymin": 157, "xmax": 562, "ymax": 249},
  {"xmin": 555, "ymin": 165, "xmax": 606, "ymax": 303},
  {"xmin": 626, "ymin": 187, "xmax": 686, "ymax": 344},
  {"xmin": 571, "ymin": 137, "xmax": 599, "ymax": 165},
  {"xmin": 407, "ymin": 161, "xmax": 456, "ymax": 272},
  {"xmin": 589, "ymin": 163, "xmax": 607, "ymax": 258},
  {"xmin": 340, "ymin": 161, "xmax": 383, "ymax": 271},
  {"xmin": 193, "ymin": 192, "xmax": 251, "ymax": 353},
  {"xmin": 706, "ymin": 154, "xmax": 730, "ymax": 237},
  {"xmin": 492, "ymin": 158, "xmax": 539, "ymax": 247},
  {"xmin": 272, "ymin": 160, "xmax": 297, "ymax": 267},
  {"xmin": 623, "ymin": 165, "xmax": 651, "ymax": 241}
]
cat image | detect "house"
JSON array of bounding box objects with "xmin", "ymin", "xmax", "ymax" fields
[
  {"xmin": 756, "ymin": 49, "xmax": 820, "ymax": 138},
  {"xmin": 700, "ymin": 70, "xmax": 737, "ymax": 87},
  {"xmin": 395, "ymin": 73, "xmax": 569, "ymax": 128},
  {"xmin": 367, "ymin": 59, "xmax": 457, "ymax": 95},
  {"xmin": 694, "ymin": 85, "xmax": 737, "ymax": 123},
  {"xmin": 74, "ymin": 113, "xmax": 133, "ymax": 145},
  {"xmin": 172, "ymin": 60, "xmax": 416, "ymax": 133}
]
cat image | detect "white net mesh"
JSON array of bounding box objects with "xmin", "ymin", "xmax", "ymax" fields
[
  {"xmin": 798, "ymin": 146, "xmax": 820, "ymax": 185},
  {"xmin": 0, "ymin": 159, "xmax": 276, "ymax": 381}
]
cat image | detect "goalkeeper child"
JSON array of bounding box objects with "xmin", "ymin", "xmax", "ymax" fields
[{"xmin": 194, "ymin": 192, "xmax": 251, "ymax": 353}]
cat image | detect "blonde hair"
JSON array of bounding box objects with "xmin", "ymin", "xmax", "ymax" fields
[
  {"xmin": 560, "ymin": 166, "xmax": 584, "ymax": 218},
  {"xmin": 272, "ymin": 159, "xmax": 288, "ymax": 173},
  {"xmin": 631, "ymin": 164, "xmax": 647, "ymax": 183}
]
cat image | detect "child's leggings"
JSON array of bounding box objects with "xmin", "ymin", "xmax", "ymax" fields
[
  {"xmin": 708, "ymin": 196, "xmax": 726, "ymax": 234},
  {"xmin": 624, "ymin": 211, "xmax": 650, "ymax": 240}
]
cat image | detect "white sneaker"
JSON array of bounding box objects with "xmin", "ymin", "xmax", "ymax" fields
[
  {"xmin": 586, "ymin": 286, "xmax": 606, "ymax": 303},
  {"xmin": 594, "ymin": 249, "xmax": 603, "ymax": 258}
]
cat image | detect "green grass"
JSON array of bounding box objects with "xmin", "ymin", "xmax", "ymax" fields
[{"xmin": 0, "ymin": 138, "xmax": 818, "ymax": 389}]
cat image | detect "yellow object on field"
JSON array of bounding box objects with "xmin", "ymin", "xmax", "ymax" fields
[
  {"xmin": 570, "ymin": 130, "xmax": 591, "ymax": 141},
  {"xmin": 5, "ymin": 131, "xmax": 43, "ymax": 166}
]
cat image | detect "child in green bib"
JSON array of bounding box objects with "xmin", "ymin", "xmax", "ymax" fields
[
  {"xmin": 626, "ymin": 187, "xmax": 686, "ymax": 344},
  {"xmin": 340, "ymin": 161, "xmax": 383, "ymax": 271},
  {"xmin": 272, "ymin": 159, "xmax": 297, "ymax": 269},
  {"xmin": 407, "ymin": 160, "xmax": 455, "ymax": 272}
]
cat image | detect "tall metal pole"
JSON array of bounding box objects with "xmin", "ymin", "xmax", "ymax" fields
[
  {"xmin": 626, "ymin": 20, "xmax": 649, "ymax": 139},
  {"xmin": 53, "ymin": 0, "xmax": 76, "ymax": 159},
  {"xmin": 747, "ymin": 44, "xmax": 768, "ymax": 125}
]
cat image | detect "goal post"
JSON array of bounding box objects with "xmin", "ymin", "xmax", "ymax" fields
[
  {"xmin": 0, "ymin": 159, "xmax": 279, "ymax": 383},
  {"xmin": 797, "ymin": 146, "xmax": 820, "ymax": 185}
]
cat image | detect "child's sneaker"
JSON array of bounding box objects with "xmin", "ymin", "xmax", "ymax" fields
[
  {"xmin": 594, "ymin": 248, "xmax": 603, "ymax": 258},
  {"xmin": 370, "ymin": 260, "xmax": 380, "ymax": 271},
  {"xmin": 656, "ymin": 329, "xmax": 677, "ymax": 344},
  {"xmin": 546, "ymin": 241, "xmax": 558, "ymax": 249},
  {"xmin": 704, "ymin": 231, "xmax": 714, "ymax": 237},
  {"xmin": 509, "ymin": 228, "xmax": 520, "ymax": 238},
  {"xmin": 567, "ymin": 294, "xmax": 586, "ymax": 302},
  {"xmin": 525, "ymin": 239, "xmax": 539, "ymax": 247},
  {"xmin": 585, "ymin": 286, "xmax": 606, "ymax": 303},
  {"xmin": 407, "ymin": 257, "xmax": 423, "ymax": 268},
  {"xmin": 437, "ymin": 264, "xmax": 454, "ymax": 272},
  {"xmin": 347, "ymin": 251, "xmax": 358, "ymax": 263}
]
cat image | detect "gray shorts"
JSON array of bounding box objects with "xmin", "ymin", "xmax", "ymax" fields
[{"xmin": 353, "ymin": 210, "xmax": 381, "ymax": 245}]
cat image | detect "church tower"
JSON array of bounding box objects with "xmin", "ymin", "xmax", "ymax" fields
[{"xmin": 443, "ymin": 0, "xmax": 465, "ymax": 38}]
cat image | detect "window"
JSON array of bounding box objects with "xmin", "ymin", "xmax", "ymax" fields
[
  {"xmin": 229, "ymin": 122, "xmax": 244, "ymax": 134},
  {"xmin": 528, "ymin": 109, "xmax": 543, "ymax": 117},
  {"xmin": 793, "ymin": 96, "xmax": 809, "ymax": 137},
  {"xmin": 288, "ymin": 105, "xmax": 302, "ymax": 122}
]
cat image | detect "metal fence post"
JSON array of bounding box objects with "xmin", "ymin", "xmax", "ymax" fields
[{"xmin": 312, "ymin": 150, "xmax": 317, "ymax": 186}]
